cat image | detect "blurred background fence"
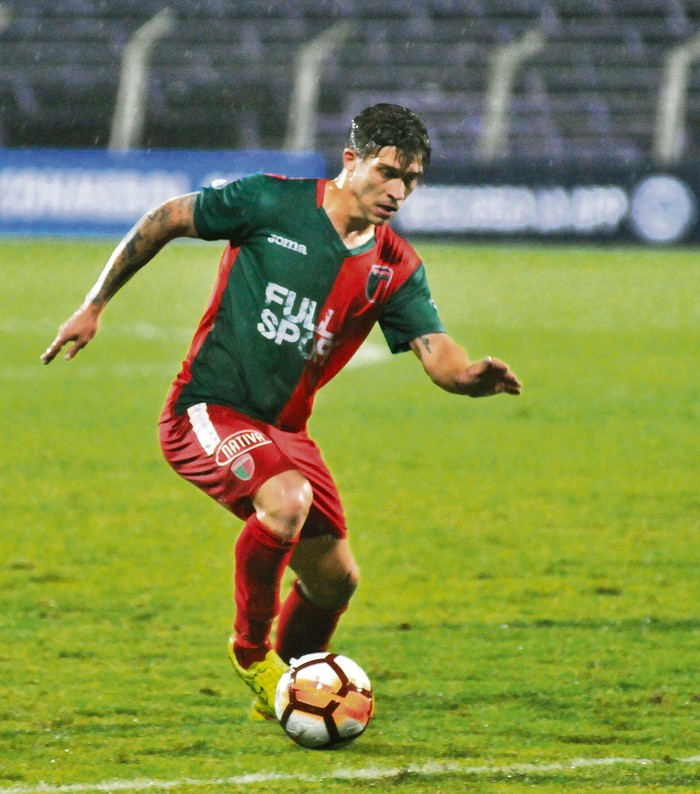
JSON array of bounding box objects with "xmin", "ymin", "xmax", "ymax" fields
[{"xmin": 3, "ymin": 0, "xmax": 700, "ymax": 243}]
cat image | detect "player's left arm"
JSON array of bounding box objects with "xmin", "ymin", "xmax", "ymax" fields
[{"xmin": 410, "ymin": 332, "xmax": 521, "ymax": 397}]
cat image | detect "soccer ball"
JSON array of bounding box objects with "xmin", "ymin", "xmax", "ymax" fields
[{"xmin": 274, "ymin": 652, "xmax": 374, "ymax": 749}]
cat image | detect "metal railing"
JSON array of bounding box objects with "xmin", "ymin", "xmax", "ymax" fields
[{"xmin": 109, "ymin": 8, "xmax": 175, "ymax": 151}]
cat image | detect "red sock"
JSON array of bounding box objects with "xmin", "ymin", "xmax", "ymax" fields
[
  {"xmin": 233, "ymin": 514, "xmax": 296, "ymax": 668},
  {"xmin": 275, "ymin": 579, "xmax": 348, "ymax": 663}
]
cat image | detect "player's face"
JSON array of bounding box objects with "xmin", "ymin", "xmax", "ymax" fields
[{"xmin": 344, "ymin": 146, "xmax": 423, "ymax": 225}]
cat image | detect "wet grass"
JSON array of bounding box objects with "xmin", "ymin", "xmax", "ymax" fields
[{"xmin": 0, "ymin": 238, "xmax": 697, "ymax": 791}]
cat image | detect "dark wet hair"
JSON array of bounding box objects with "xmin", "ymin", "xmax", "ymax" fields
[{"xmin": 346, "ymin": 104, "xmax": 431, "ymax": 169}]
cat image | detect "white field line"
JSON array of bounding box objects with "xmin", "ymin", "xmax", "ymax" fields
[
  {"xmin": 346, "ymin": 341, "xmax": 390, "ymax": 369},
  {"xmin": 1, "ymin": 755, "xmax": 698, "ymax": 794},
  {"xmin": 6, "ymin": 316, "xmax": 390, "ymax": 364},
  {"xmin": 7, "ymin": 340, "xmax": 389, "ymax": 380},
  {"xmin": 0, "ymin": 319, "xmax": 194, "ymax": 342}
]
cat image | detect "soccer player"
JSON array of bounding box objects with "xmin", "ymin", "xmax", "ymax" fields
[{"xmin": 41, "ymin": 104, "xmax": 521, "ymax": 719}]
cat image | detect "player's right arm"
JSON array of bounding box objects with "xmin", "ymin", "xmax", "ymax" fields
[{"xmin": 41, "ymin": 193, "xmax": 199, "ymax": 364}]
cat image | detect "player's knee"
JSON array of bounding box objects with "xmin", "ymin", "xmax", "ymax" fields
[
  {"xmin": 254, "ymin": 470, "xmax": 313, "ymax": 541},
  {"xmin": 306, "ymin": 564, "xmax": 359, "ymax": 610},
  {"xmin": 335, "ymin": 564, "xmax": 360, "ymax": 605}
]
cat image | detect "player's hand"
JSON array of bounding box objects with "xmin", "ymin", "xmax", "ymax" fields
[
  {"xmin": 41, "ymin": 303, "xmax": 101, "ymax": 364},
  {"xmin": 462, "ymin": 356, "xmax": 522, "ymax": 397}
]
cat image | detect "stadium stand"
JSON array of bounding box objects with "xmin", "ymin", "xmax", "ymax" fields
[{"xmin": 2, "ymin": 0, "xmax": 700, "ymax": 167}]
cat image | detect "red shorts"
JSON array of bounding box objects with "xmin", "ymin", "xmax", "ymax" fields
[{"xmin": 158, "ymin": 403, "xmax": 347, "ymax": 539}]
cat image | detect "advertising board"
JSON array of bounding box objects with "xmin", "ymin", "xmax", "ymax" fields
[
  {"xmin": 0, "ymin": 149, "xmax": 326, "ymax": 236},
  {"xmin": 395, "ymin": 161, "xmax": 700, "ymax": 245}
]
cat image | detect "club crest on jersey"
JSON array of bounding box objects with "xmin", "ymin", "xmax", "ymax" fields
[
  {"xmin": 230, "ymin": 453, "xmax": 255, "ymax": 481},
  {"xmin": 365, "ymin": 264, "xmax": 393, "ymax": 303},
  {"xmin": 215, "ymin": 430, "xmax": 271, "ymax": 467}
]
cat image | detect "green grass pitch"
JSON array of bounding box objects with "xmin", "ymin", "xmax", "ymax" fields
[{"xmin": 1, "ymin": 237, "xmax": 698, "ymax": 792}]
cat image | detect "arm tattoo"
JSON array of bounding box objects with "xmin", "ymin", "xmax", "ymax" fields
[
  {"xmin": 86, "ymin": 202, "xmax": 183, "ymax": 306},
  {"xmin": 87, "ymin": 229, "xmax": 149, "ymax": 305},
  {"xmin": 420, "ymin": 335, "xmax": 432, "ymax": 354}
]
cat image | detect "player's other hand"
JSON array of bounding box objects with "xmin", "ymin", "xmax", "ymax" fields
[
  {"xmin": 41, "ymin": 304, "xmax": 101, "ymax": 364},
  {"xmin": 462, "ymin": 356, "xmax": 522, "ymax": 397}
]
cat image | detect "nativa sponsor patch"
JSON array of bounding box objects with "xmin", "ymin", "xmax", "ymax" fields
[{"xmin": 215, "ymin": 429, "xmax": 271, "ymax": 466}]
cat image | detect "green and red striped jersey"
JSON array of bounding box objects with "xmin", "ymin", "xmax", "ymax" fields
[{"xmin": 167, "ymin": 174, "xmax": 445, "ymax": 431}]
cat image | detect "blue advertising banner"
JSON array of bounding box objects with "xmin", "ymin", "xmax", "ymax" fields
[
  {"xmin": 0, "ymin": 149, "xmax": 326, "ymax": 237},
  {"xmin": 5, "ymin": 148, "xmax": 698, "ymax": 244},
  {"xmin": 395, "ymin": 160, "xmax": 700, "ymax": 245}
]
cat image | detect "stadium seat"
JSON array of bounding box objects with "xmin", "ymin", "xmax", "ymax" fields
[{"xmin": 1, "ymin": 0, "xmax": 700, "ymax": 164}]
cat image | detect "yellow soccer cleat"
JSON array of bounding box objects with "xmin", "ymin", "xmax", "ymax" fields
[{"xmin": 228, "ymin": 637, "xmax": 288, "ymax": 721}]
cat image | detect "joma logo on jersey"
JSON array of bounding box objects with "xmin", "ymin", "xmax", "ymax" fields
[
  {"xmin": 215, "ymin": 430, "xmax": 271, "ymax": 467},
  {"xmin": 257, "ymin": 282, "xmax": 335, "ymax": 361},
  {"xmin": 268, "ymin": 233, "xmax": 307, "ymax": 255}
]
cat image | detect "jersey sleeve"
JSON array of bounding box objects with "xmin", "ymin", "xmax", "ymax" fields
[
  {"xmin": 379, "ymin": 263, "xmax": 446, "ymax": 353},
  {"xmin": 193, "ymin": 173, "xmax": 268, "ymax": 242}
]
